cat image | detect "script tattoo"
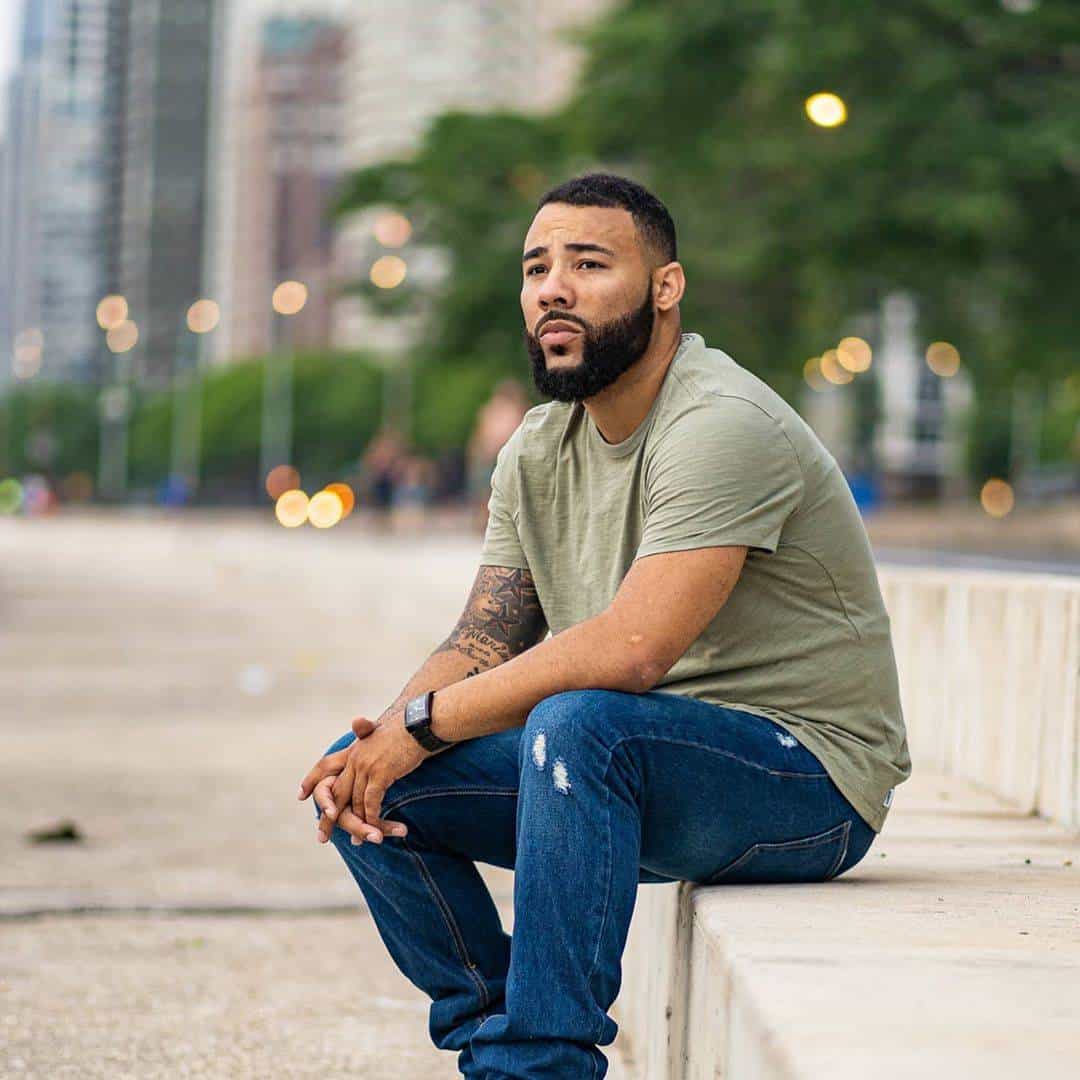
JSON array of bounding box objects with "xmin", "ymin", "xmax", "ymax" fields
[{"xmin": 435, "ymin": 566, "xmax": 548, "ymax": 673}]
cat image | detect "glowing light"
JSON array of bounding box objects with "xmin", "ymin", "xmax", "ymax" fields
[
  {"xmin": 0, "ymin": 478, "xmax": 23, "ymax": 515},
  {"xmin": 820, "ymin": 348, "xmax": 854, "ymax": 384},
  {"xmin": 980, "ymin": 478, "xmax": 1014, "ymax": 518},
  {"xmin": 106, "ymin": 319, "xmax": 139, "ymax": 353},
  {"xmin": 275, "ymin": 489, "xmax": 309, "ymax": 527},
  {"xmin": 13, "ymin": 328, "xmax": 43, "ymax": 379},
  {"xmin": 96, "ymin": 295, "xmax": 128, "ymax": 330},
  {"xmin": 373, "ymin": 212, "xmax": 412, "ymax": 248},
  {"xmin": 370, "ymin": 255, "xmax": 407, "ymax": 289},
  {"xmin": 272, "ymin": 281, "xmax": 308, "ymax": 315},
  {"xmin": 803, "ymin": 356, "xmax": 828, "ymax": 391},
  {"xmin": 265, "ymin": 464, "xmax": 301, "ymax": 500},
  {"xmin": 308, "ymin": 489, "xmax": 344, "ymax": 529},
  {"xmin": 837, "ymin": 336, "xmax": 872, "ymax": 372},
  {"xmin": 324, "ymin": 481, "xmax": 355, "ymax": 517},
  {"xmin": 187, "ymin": 299, "xmax": 220, "ymax": 334},
  {"xmin": 805, "ymin": 92, "xmax": 848, "ymax": 128},
  {"xmin": 926, "ymin": 341, "xmax": 961, "ymax": 377}
]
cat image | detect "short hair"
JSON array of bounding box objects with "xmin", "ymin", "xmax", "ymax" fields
[{"xmin": 536, "ymin": 172, "xmax": 677, "ymax": 264}]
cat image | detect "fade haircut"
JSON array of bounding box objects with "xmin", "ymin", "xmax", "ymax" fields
[{"xmin": 536, "ymin": 173, "xmax": 678, "ymax": 265}]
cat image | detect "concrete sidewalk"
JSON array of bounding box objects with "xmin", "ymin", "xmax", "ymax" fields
[{"xmin": 0, "ymin": 513, "xmax": 630, "ymax": 1077}]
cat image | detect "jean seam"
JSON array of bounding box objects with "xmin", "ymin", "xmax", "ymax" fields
[
  {"xmin": 825, "ymin": 820, "xmax": 852, "ymax": 880},
  {"xmin": 581, "ymin": 763, "xmax": 614, "ymax": 1048},
  {"xmin": 707, "ymin": 820, "xmax": 850, "ymax": 883},
  {"xmin": 400, "ymin": 839, "xmax": 492, "ymax": 1010},
  {"xmin": 607, "ymin": 731, "xmax": 829, "ymax": 779},
  {"xmin": 382, "ymin": 787, "xmax": 518, "ymax": 816}
]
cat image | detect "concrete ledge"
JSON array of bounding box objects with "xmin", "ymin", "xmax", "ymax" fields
[{"xmin": 613, "ymin": 768, "xmax": 1080, "ymax": 1079}]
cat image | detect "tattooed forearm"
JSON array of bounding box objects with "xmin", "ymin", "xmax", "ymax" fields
[{"xmin": 434, "ymin": 565, "xmax": 548, "ymax": 672}]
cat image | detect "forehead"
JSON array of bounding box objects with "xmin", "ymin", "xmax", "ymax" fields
[{"xmin": 523, "ymin": 203, "xmax": 639, "ymax": 255}]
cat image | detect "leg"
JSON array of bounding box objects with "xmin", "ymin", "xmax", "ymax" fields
[
  {"xmin": 314, "ymin": 727, "xmax": 521, "ymax": 1077},
  {"xmin": 468, "ymin": 689, "xmax": 876, "ymax": 1079}
]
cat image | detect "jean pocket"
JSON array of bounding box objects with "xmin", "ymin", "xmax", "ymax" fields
[{"xmin": 704, "ymin": 820, "xmax": 851, "ymax": 885}]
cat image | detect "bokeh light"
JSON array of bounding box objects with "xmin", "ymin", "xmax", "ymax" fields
[
  {"xmin": 272, "ymin": 280, "xmax": 308, "ymax": 315},
  {"xmin": 926, "ymin": 340, "xmax": 961, "ymax": 377},
  {"xmin": 106, "ymin": 319, "xmax": 139, "ymax": 353},
  {"xmin": 187, "ymin": 299, "xmax": 220, "ymax": 334},
  {"xmin": 980, "ymin": 478, "xmax": 1015, "ymax": 518},
  {"xmin": 308, "ymin": 489, "xmax": 344, "ymax": 529},
  {"xmin": 805, "ymin": 92, "xmax": 848, "ymax": 128},
  {"xmin": 820, "ymin": 348, "xmax": 854, "ymax": 384},
  {"xmin": 370, "ymin": 255, "xmax": 407, "ymax": 289},
  {"xmin": 373, "ymin": 211, "xmax": 412, "ymax": 248},
  {"xmin": 265, "ymin": 464, "xmax": 301, "ymax": 500},
  {"xmin": 96, "ymin": 294, "xmax": 128, "ymax": 330},
  {"xmin": 803, "ymin": 356, "xmax": 828, "ymax": 391},
  {"xmin": 837, "ymin": 336, "xmax": 872, "ymax": 373},
  {"xmin": 275, "ymin": 489, "xmax": 309, "ymax": 527},
  {"xmin": 324, "ymin": 481, "xmax": 355, "ymax": 517},
  {"xmin": 0, "ymin": 478, "xmax": 23, "ymax": 515}
]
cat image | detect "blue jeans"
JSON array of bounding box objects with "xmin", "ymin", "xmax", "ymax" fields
[{"xmin": 313, "ymin": 689, "xmax": 875, "ymax": 1078}]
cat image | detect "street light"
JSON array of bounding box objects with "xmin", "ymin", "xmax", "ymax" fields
[
  {"xmin": 259, "ymin": 281, "xmax": 307, "ymax": 500},
  {"xmin": 168, "ymin": 299, "xmax": 219, "ymax": 504}
]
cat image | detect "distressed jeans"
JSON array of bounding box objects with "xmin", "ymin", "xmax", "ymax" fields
[{"xmin": 313, "ymin": 688, "xmax": 876, "ymax": 1078}]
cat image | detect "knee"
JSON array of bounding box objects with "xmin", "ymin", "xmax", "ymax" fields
[{"xmin": 521, "ymin": 690, "xmax": 620, "ymax": 773}]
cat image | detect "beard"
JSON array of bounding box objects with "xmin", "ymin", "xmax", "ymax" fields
[{"xmin": 524, "ymin": 285, "xmax": 655, "ymax": 404}]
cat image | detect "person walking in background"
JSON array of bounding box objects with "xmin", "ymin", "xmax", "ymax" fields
[
  {"xmin": 466, "ymin": 379, "xmax": 530, "ymax": 534},
  {"xmin": 357, "ymin": 425, "xmax": 407, "ymax": 533}
]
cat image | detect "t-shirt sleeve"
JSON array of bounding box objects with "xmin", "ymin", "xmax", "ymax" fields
[
  {"xmin": 477, "ymin": 429, "xmax": 531, "ymax": 570},
  {"xmin": 635, "ymin": 399, "xmax": 804, "ymax": 559}
]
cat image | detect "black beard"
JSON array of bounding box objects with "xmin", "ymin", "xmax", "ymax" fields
[{"xmin": 524, "ymin": 286, "xmax": 655, "ymax": 404}]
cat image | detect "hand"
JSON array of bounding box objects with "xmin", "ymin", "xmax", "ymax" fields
[{"xmin": 298, "ymin": 712, "xmax": 429, "ymax": 846}]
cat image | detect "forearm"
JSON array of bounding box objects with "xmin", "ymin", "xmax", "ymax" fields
[{"xmin": 429, "ymin": 610, "xmax": 640, "ymax": 743}]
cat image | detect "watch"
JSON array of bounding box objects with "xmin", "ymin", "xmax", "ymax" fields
[{"xmin": 404, "ymin": 690, "xmax": 455, "ymax": 753}]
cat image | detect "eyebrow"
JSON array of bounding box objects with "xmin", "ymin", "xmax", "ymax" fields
[{"xmin": 522, "ymin": 242, "xmax": 617, "ymax": 263}]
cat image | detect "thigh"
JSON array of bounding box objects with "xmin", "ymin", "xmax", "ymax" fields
[
  {"xmin": 601, "ymin": 692, "xmax": 876, "ymax": 885},
  {"xmin": 321, "ymin": 726, "xmax": 523, "ymax": 870}
]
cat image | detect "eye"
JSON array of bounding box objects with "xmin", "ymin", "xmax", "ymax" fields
[
  {"xmin": 578, "ymin": 260, "xmax": 604, "ymax": 270},
  {"xmin": 525, "ymin": 264, "xmax": 546, "ymax": 276}
]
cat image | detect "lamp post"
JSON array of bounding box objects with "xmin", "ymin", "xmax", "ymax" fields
[
  {"xmin": 259, "ymin": 281, "xmax": 306, "ymax": 500},
  {"xmin": 96, "ymin": 295, "xmax": 135, "ymax": 502},
  {"xmin": 168, "ymin": 299, "xmax": 219, "ymax": 503}
]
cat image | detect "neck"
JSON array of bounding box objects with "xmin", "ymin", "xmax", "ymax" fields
[{"xmin": 583, "ymin": 319, "xmax": 683, "ymax": 445}]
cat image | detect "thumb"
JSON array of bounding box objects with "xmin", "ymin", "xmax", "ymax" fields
[{"xmin": 352, "ymin": 715, "xmax": 378, "ymax": 738}]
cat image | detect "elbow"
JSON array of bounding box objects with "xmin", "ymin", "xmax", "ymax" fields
[{"xmin": 619, "ymin": 654, "xmax": 670, "ymax": 695}]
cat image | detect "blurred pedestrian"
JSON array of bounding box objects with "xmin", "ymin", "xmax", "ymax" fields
[
  {"xmin": 359, "ymin": 425, "xmax": 406, "ymax": 532},
  {"xmin": 466, "ymin": 378, "xmax": 530, "ymax": 534}
]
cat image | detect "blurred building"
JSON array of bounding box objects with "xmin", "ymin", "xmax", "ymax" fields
[
  {"xmin": 117, "ymin": 0, "xmax": 222, "ymax": 386},
  {"xmin": 331, "ymin": 0, "xmax": 615, "ymax": 354},
  {"xmin": 0, "ymin": 0, "xmax": 112, "ymax": 386},
  {"xmin": 224, "ymin": 15, "xmax": 346, "ymax": 360}
]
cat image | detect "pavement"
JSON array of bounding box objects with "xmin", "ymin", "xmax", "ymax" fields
[{"xmin": 0, "ymin": 511, "xmax": 629, "ymax": 1077}]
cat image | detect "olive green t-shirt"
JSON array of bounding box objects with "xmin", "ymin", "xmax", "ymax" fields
[{"xmin": 479, "ymin": 331, "xmax": 911, "ymax": 832}]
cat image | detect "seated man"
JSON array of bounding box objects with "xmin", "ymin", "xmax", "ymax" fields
[{"xmin": 298, "ymin": 172, "xmax": 912, "ymax": 1079}]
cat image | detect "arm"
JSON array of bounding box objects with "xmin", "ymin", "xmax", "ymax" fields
[
  {"xmin": 427, "ymin": 604, "xmax": 648, "ymax": 746},
  {"xmin": 373, "ymin": 563, "xmax": 549, "ymax": 726}
]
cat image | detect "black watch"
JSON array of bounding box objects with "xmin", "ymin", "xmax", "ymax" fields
[{"xmin": 404, "ymin": 691, "xmax": 455, "ymax": 753}]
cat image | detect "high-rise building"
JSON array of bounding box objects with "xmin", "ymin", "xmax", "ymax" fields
[
  {"xmin": 225, "ymin": 15, "xmax": 347, "ymax": 361},
  {"xmin": 0, "ymin": 0, "xmax": 112, "ymax": 386},
  {"xmin": 117, "ymin": 0, "xmax": 221, "ymax": 386}
]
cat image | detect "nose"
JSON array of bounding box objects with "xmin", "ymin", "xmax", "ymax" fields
[{"xmin": 536, "ymin": 265, "xmax": 573, "ymax": 312}]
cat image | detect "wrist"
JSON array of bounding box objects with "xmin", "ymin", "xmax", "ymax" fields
[{"xmin": 404, "ymin": 690, "xmax": 455, "ymax": 754}]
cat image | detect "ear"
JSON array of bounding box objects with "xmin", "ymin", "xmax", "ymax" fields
[{"xmin": 652, "ymin": 261, "xmax": 686, "ymax": 312}]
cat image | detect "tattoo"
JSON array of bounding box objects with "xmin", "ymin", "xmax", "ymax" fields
[{"xmin": 434, "ymin": 565, "xmax": 548, "ymax": 673}]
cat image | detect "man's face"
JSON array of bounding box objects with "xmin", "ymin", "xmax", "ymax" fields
[{"xmin": 521, "ymin": 203, "xmax": 656, "ymax": 404}]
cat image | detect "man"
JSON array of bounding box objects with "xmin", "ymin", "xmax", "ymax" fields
[{"xmin": 298, "ymin": 173, "xmax": 912, "ymax": 1078}]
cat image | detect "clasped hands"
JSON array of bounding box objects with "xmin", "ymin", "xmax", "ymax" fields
[{"xmin": 297, "ymin": 708, "xmax": 431, "ymax": 847}]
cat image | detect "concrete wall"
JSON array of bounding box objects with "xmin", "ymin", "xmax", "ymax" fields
[{"xmin": 613, "ymin": 567, "xmax": 1080, "ymax": 1079}]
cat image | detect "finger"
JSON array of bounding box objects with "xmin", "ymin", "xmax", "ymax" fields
[
  {"xmin": 364, "ymin": 781, "xmax": 389, "ymax": 833},
  {"xmin": 312, "ymin": 777, "xmax": 337, "ymax": 827},
  {"xmin": 298, "ymin": 748, "xmax": 349, "ymax": 800},
  {"xmin": 318, "ymin": 762, "xmax": 354, "ymax": 844},
  {"xmin": 338, "ymin": 805, "xmax": 385, "ymax": 846},
  {"xmin": 351, "ymin": 716, "xmax": 378, "ymax": 738}
]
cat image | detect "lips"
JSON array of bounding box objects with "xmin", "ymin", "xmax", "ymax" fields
[{"xmin": 539, "ymin": 320, "xmax": 582, "ymax": 340}]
